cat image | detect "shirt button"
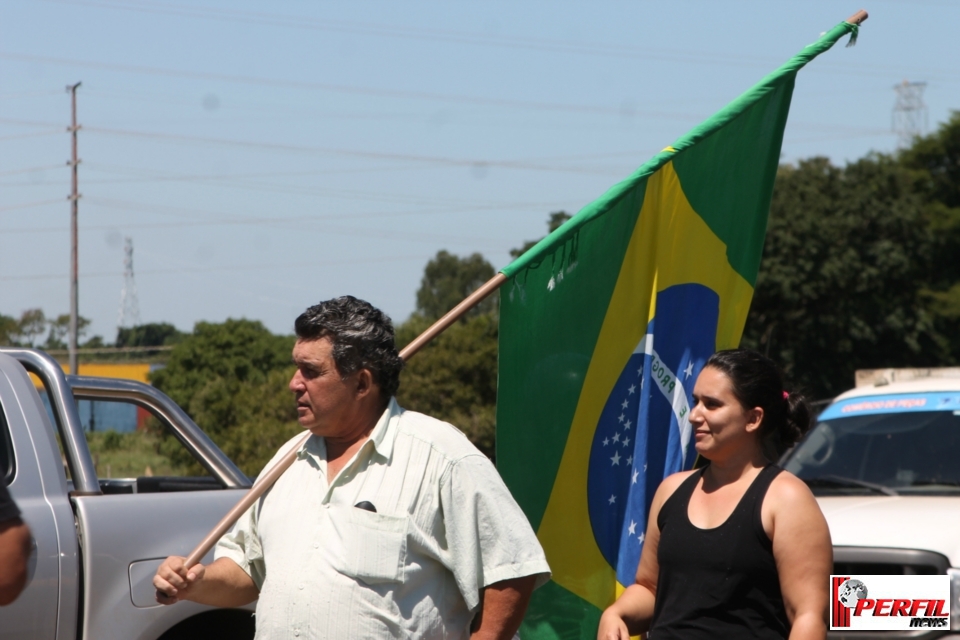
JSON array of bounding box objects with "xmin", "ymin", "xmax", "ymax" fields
[
  {"xmin": 294, "ymin": 630, "xmax": 300, "ymax": 637},
  {"xmin": 299, "ymin": 584, "xmax": 304, "ymax": 590},
  {"xmin": 314, "ymin": 543, "xmax": 319, "ymax": 549}
]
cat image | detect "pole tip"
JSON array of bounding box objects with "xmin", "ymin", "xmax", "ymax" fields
[{"xmin": 846, "ymin": 9, "xmax": 868, "ymax": 25}]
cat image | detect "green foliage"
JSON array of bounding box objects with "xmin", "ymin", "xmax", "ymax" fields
[
  {"xmin": 116, "ymin": 322, "xmax": 185, "ymax": 348},
  {"xmin": 510, "ymin": 211, "xmax": 571, "ymax": 259},
  {"xmin": 902, "ymin": 111, "xmax": 960, "ymax": 210},
  {"xmin": 396, "ymin": 313, "xmax": 499, "ymax": 458},
  {"xmin": 742, "ymin": 151, "xmax": 957, "ymax": 398},
  {"xmin": 43, "ymin": 313, "xmax": 91, "ymax": 350},
  {"xmin": 0, "ymin": 315, "xmax": 18, "ymax": 346},
  {"xmin": 85, "ymin": 429, "xmax": 191, "ymax": 478},
  {"xmin": 150, "ymin": 319, "xmax": 298, "ymax": 476},
  {"xmin": 415, "ymin": 250, "xmax": 497, "ymax": 321},
  {"xmin": 0, "ymin": 308, "xmax": 96, "ymax": 349}
]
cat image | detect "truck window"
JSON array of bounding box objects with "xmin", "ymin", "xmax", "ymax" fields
[
  {"xmin": 34, "ymin": 381, "xmax": 223, "ymax": 494},
  {"xmin": 79, "ymin": 398, "xmax": 215, "ymax": 484},
  {"xmin": 784, "ymin": 407, "xmax": 960, "ymax": 494}
]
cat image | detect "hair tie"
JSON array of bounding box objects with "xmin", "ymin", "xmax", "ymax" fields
[{"xmin": 782, "ymin": 391, "xmax": 789, "ymax": 400}]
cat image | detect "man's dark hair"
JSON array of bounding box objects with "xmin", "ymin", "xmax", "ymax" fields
[{"xmin": 294, "ymin": 296, "xmax": 404, "ymax": 400}]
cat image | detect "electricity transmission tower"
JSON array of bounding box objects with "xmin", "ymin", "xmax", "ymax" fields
[
  {"xmin": 892, "ymin": 80, "xmax": 927, "ymax": 149},
  {"xmin": 118, "ymin": 237, "xmax": 141, "ymax": 330}
]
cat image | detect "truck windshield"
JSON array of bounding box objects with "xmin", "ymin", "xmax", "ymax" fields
[{"xmin": 784, "ymin": 397, "xmax": 960, "ymax": 495}]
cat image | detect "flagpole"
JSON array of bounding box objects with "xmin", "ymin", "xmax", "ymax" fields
[
  {"xmin": 846, "ymin": 9, "xmax": 868, "ymax": 25},
  {"xmin": 176, "ymin": 6, "xmax": 868, "ymax": 580},
  {"xmin": 178, "ymin": 272, "xmax": 509, "ymax": 570}
]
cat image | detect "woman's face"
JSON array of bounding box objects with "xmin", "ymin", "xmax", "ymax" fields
[{"xmin": 689, "ymin": 366, "xmax": 763, "ymax": 460}]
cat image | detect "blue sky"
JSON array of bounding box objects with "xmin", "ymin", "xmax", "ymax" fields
[{"xmin": 2, "ymin": 0, "xmax": 957, "ymax": 342}]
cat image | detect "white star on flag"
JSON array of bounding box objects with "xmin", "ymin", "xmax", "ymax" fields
[
  {"xmin": 632, "ymin": 469, "xmax": 639, "ymax": 484},
  {"xmin": 628, "ymin": 520, "xmax": 637, "ymax": 535},
  {"xmin": 638, "ymin": 531, "xmax": 645, "ymax": 544},
  {"xmin": 684, "ymin": 361, "xmax": 694, "ymax": 379},
  {"xmin": 626, "ymin": 455, "xmax": 633, "ymax": 465},
  {"xmin": 612, "ymin": 432, "xmax": 620, "ymax": 443},
  {"xmin": 628, "ymin": 384, "xmax": 636, "ymax": 395},
  {"xmin": 603, "ymin": 438, "xmax": 609, "ymax": 446},
  {"xmin": 608, "ymin": 494, "xmax": 616, "ymax": 505},
  {"xmin": 618, "ymin": 413, "xmax": 625, "ymax": 423},
  {"xmin": 610, "ymin": 451, "xmax": 621, "ymax": 466},
  {"xmin": 643, "ymin": 463, "xmax": 648, "ymax": 472},
  {"xmin": 621, "ymin": 399, "xmax": 629, "ymax": 409},
  {"xmin": 623, "ymin": 436, "xmax": 631, "ymax": 448},
  {"xmin": 625, "ymin": 419, "xmax": 632, "ymax": 429}
]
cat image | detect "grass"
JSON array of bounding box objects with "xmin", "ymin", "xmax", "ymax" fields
[{"xmin": 84, "ymin": 430, "xmax": 199, "ymax": 478}]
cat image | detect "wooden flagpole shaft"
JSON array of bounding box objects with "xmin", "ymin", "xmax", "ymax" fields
[
  {"xmin": 846, "ymin": 9, "xmax": 868, "ymax": 25},
  {"xmin": 180, "ymin": 272, "xmax": 509, "ymax": 569}
]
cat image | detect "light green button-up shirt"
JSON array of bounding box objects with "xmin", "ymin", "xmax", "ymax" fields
[{"xmin": 216, "ymin": 398, "xmax": 550, "ymax": 639}]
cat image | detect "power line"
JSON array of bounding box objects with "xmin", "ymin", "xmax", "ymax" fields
[
  {"xmin": 0, "ymin": 198, "xmax": 65, "ymax": 213},
  {"xmin": 39, "ymin": 0, "xmax": 959, "ymax": 82},
  {"xmin": 0, "ymin": 254, "xmax": 436, "ymax": 282},
  {"xmin": 0, "ymin": 164, "xmax": 68, "ymax": 176},
  {"xmin": 0, "ymin": 51, "xmax": 646, "ymax": 117}
]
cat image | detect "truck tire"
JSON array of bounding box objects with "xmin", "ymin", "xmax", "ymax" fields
[{"xmin": 157, "ymin": 609, "xmax": 255, "ymax": 640}]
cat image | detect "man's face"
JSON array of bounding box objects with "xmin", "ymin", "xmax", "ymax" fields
[{"xmin": 289, "ymin": 337, "xmax": 364, "ymax": 438}]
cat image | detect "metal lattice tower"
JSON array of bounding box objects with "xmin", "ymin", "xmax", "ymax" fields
[
  {"xmin": 892, "ymin": 80, "xmax": 927, "ymax": 149},
  {"xmin": 117, "ymin": 237, "xmax": 141, "ymax": 329}
]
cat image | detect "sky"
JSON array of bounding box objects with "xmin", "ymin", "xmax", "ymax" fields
[{"xmin": 2, "ymin": 0, "xmax": 958, "ymax": 343}]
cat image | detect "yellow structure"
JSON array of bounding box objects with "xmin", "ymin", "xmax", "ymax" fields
[
  {"xmin": 30, "ymin": 362, "xmax": 152, "ymax": 387},
  {"xmin": 61, "ymin": 363, "xmax": 152, "ymax": 383}
]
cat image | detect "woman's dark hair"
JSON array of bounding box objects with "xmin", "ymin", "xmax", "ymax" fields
[
  {"xmin": 295, "ymin": 296, "xmax": 404, "ymax": 401},
  {"xmin": 704, "ymin": 348, "xmax": 811, "ymax": 462}
]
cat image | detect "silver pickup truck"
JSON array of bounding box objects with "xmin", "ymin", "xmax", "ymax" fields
[{"xmin": 0, "ymin": 348, "xmax": 256, "ymax": 640}]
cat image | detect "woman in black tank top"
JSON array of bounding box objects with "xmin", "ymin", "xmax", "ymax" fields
[{"xmin": 597, "ymin": 349, "xmax": 832, "ymax": 640}]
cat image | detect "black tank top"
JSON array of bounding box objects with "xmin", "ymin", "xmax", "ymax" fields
[{"xmin": 649, "ymin": 465, "xmax": 789, "ymax": 639}]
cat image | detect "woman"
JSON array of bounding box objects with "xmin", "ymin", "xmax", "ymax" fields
[{"xmin": 598, "ymin": 349, "xmax": 832, "ymax": 640}]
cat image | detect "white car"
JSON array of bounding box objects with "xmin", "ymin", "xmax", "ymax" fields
[{"xmin": 782, "ymin": 369, "xmax": 960, "ymax": 639}]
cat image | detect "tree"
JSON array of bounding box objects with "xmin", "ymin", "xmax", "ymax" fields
[
  {"xmin": 415, "ymin": 251, "xmax": 497, "ymax": 321},
  {"xmin": 900, "ymin": 112, "xmax": 960, "ymax": 356},
  {"xmin": 741, "ymin": 155, "xmax": 948, "ymax": 399},
  {"xmin": 149, "ymin": 319, "xmax": 297, "ymax": 476},
  {"xmin": 116, "ymin": 323, "xmax": 185, "ymax": 349},
  {"xmin": 0, "ymin": 315, "xmax": 19, "ymax": 346},
  {"xmin": 15, "ymin": 309, "xmax": 47, "ymax": 347},
  {"xmin": 395, "ymin": 313, "xmax": 499, "ymax": 457},
  {"xmin": 43, "ymin": 313, "xmax": 91, "ymax": 351},
  {"xmin": 510, "ymin": 211, "xmax": 571, "ymax": 259}
]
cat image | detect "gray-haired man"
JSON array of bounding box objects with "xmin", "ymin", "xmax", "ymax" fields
[{"xmin": 155, "ymin": 296, "xmax": 550, "ymax": 639}]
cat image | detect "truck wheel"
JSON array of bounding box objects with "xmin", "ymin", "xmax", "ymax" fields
[{"xmin": 156, "ymin": 609, "xmax": 255, "ymax": 640}]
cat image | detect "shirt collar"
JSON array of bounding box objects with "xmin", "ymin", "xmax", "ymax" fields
[
  {"xmin": 296, "ymin": 396, "xmax": 402, "ymax": 462},
  {"xmin": 368, "ymin": 397, "xmax": 402, "ymax": 460}
]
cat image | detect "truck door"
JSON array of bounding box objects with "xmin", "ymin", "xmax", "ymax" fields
[{"xmin": 0, "ymin": 359, "xmax": 78, "ymax": 640}]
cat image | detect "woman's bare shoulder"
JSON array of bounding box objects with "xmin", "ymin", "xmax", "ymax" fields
[
  {"xmin": 654, "ymin": 469, "xmax": 698, "ymax": 501},
  {"xmin": 768, "ymin": 468, "xmax": 820, "ymax": 510}
]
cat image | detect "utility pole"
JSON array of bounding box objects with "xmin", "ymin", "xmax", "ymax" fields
[
  {"xmin": 892, "ymin": 80, "xmax": 927, "ymax": 149},
  {"xmin": 67, "ymin": 81, "xmax": 81, "ymax": 375}
]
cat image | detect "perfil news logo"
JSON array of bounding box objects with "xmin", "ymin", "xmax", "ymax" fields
[{"xmin": 831, "ymin": 575, "xmax": 951, "ymax": 631}]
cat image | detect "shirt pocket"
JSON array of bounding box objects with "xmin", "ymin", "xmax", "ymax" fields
[{"xmin": 327, "ymin": 504, "xmax": 408, "ymax": 585}]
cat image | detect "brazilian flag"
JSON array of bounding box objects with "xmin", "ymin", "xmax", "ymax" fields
[{"xmin": 496, "ymin": 20, "xmax": 860, "ymax": 639}]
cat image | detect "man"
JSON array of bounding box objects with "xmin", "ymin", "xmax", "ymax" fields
[
  {"xmin": 0, "ymin": 480, "xmax": 31, "ymax": 606},
  {"xmin": 154, "ymin": 296, "xmax": 550, "ymax": 639}
]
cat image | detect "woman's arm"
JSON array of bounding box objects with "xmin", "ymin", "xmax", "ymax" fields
[
  {"xmin": 597, "ymin": 471, "xmax": 694, "ymax": 640},
  {"xmin": 765, "ymin": 473, "xmax": 833, "ymax": 640}
]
